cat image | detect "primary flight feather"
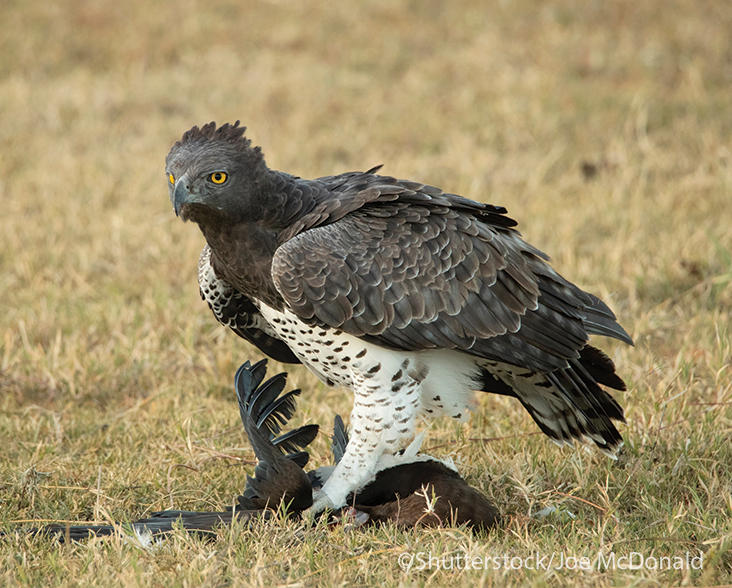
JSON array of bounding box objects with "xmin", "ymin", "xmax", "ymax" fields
[{"xmin": 166, "ymin": 121, "xmax": 632, "ymax": 512}]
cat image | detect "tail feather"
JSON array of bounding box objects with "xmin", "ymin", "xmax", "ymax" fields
[
  {"xmin": 14, "ymin": 510, "xmax": 267, "ymax": 543},
  {"xmin": 577, "ymin": 345, "xmax": 626, "ymax": 393},
  {"xmin": 546, "ymin": 369, "xmax": 623, "ymax": 454},
  {"xmin": 479, "ymin": 343, "xmax": 626, "ymax": 456}
]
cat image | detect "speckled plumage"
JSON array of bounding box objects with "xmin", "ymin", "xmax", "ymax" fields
[{"xmin": 166, "ymin": 121, "xmax": 633, "ymax": 512}]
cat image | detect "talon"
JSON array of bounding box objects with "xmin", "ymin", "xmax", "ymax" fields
[{"xmin": 335, "ymin": 507, "xmax": 370, "ymax": 528}]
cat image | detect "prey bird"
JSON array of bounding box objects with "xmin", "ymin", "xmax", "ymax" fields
[
  {"xmin": 165, "ymin": 121, "xmax": 633, "ymax": 513},
  {"xmin": 236, "ymin": 358, "xmax": 500, "ymax": 530}
]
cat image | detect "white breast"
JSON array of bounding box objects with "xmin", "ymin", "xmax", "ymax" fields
[{"xmin": 256, "ymin": 302, "xmax": 481, "ymax": 421}]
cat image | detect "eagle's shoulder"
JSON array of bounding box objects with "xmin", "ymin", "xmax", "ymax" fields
[{"xmin": 276, "ymin": 169, "xmax": 518, "ymax": 245}]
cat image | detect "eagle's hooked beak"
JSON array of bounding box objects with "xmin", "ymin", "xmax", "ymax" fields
[{"xmin": 172, "ymin": 176, "xmax": 190, "ymax": 217}]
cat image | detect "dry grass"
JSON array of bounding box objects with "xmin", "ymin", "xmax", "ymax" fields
[{"xmin": 1, "ymin": 0, "xmax": 731, "ymax": 586}]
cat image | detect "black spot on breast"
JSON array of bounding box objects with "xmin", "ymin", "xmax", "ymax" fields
[
  {"xmin": 433, "ymin": 395, "xmax": 441, "ymax": 402},
  {"xmin": 367, "ymin": 363, "xmax": 381, "ymax": 374},
  {"xmin": 355, "ymin": 349, "xmax": 367, "ymax": 359}
]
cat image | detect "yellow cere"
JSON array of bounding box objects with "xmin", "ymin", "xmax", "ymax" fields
[
  {"xmin": 211, "ymin": 172, "xmax": 227, "ymax": 184},
  {"xmin": 168, "ymin": 173, "xmax": 175, "ymax": 184}
]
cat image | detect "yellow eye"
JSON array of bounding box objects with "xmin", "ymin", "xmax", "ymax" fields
[
  {"xmin": 210, "ymin": 172, "xmax": 227, "ymax": 184},
  {"xmin": 168, "ymin": 173, "xmax": 175, "ymax": 184}
]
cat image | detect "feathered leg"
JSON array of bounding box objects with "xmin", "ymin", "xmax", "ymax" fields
[{"xmin": 309, "ymin": 366, "xmax": 422, "ymax": 513}]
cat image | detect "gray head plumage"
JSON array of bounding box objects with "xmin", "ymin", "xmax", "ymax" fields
[
  {"xmin": 171, "ymin": 121, "xmax": 253, "ymax": 153},
  {"xmin": 165, "ymin": 121, "xmax": 271, "ymax": 223}
]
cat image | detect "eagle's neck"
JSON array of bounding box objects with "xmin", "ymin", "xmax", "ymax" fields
[
  {"xmin": 192, "ymin": 170, "xmax": 315, "ymax": 309},
  {"xmin": 198, "ymin": 218, "xmax": 284, "ymax": 309}
]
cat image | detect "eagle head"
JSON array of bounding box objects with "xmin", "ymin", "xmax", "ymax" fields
[{"xmin": 165, "ymin": 121, "xmax": 271, "ymax": 224}]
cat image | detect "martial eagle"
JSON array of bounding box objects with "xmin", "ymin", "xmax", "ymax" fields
[{"xmin": 165, "ymin": 121, "xmax": 632, "ymax": 513}]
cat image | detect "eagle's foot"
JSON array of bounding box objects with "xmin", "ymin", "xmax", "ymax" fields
[{"xmin": 305, "ymin": 489, "xmax": 338, "ymax": 517}]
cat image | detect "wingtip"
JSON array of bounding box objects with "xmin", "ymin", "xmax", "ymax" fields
[{"xmin": 615, "ymin": 324, "xmax": 635, "ymax": 347}]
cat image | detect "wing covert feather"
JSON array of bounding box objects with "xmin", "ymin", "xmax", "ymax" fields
[{"xmin": 271, "ymin": 192, "xmax": 558, "ymax": 357}]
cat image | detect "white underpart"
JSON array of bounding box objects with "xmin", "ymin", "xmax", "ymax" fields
[{"xmin": 256, "ymin": 303, "xmax": 480, "ymax": 510}]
